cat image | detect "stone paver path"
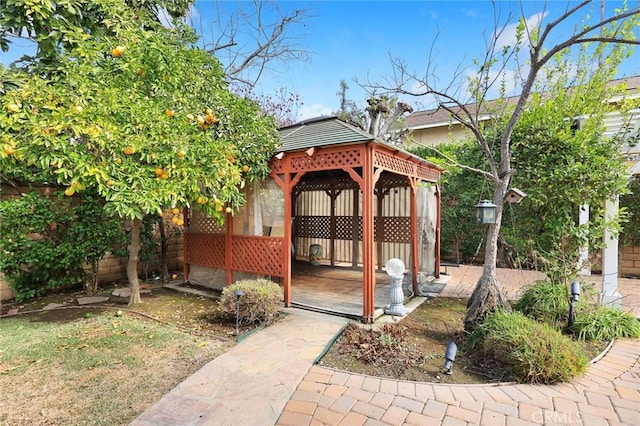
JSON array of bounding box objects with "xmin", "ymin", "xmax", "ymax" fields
[{"xmin": 279, "ymin": 339, "xmax": 640, "ymax": 425}]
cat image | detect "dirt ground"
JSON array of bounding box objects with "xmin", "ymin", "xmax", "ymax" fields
[{"xmin": 319, "ymin": 297, "xmax": 608, "ymax": 385}]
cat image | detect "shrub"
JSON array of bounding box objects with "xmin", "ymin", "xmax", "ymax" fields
[
  {"xmin": 572, "ymin": 306, "xmax": 640, "ymax": 341},
  {"xmin": 219, "ymin": 279, "xmax": 283, "ymax": 325},
  {"xmin": 0, "ymin": 191, "xmax": 127, "ymax": 301},
  {"xmin": 468, "ymin": 310, "xmax": 588, "ymax": 384},
  {"xmin": 514, "ymin": 280, "xmax": 569, "ymax": 327}
]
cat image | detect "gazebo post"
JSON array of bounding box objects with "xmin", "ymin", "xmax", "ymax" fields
[
  {"xmin": 282, "ymin": 172, "xmax": 294, "ymax": 307},
  {"xmin": 435, "ymin": 185, "xmax": 442, "ymax": 277},
  {"xmin": 225, "ymin": 210, "xmax": 233, "ymax": 285},
  {"xmin": 409, "ymin": 178, "xmax": 419, "ymax": 295},
  {"xmin": 362, "ymin": 145, "xmax": 376, "ymax": 323}
]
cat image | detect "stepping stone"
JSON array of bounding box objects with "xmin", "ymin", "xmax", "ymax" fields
[
  {"xmin": 6, "ymin": 308, "xmax": 19, "ymax": 316},
  {"xmin": 43, "ymin": 303, "xmax": 66, "ymax": 310},
  {"xmin": 76, "ymin": 296, "xmax": 110, "ymax": 305},
  {"xmin": 111, "ymin": 287, "xmax": 152, "ymax": 298}
]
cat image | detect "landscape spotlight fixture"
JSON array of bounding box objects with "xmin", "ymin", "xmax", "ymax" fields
[
  {"xmin": 234, "ymin": 289, "xmax": 244, "ymax": 337},
  {"xmin": 568, "ymin": 281, "xmax": 581, "ymax": 328},
  {"xmin": 443, "ymin": 341, "xmax": 457, "ymax": 375}
]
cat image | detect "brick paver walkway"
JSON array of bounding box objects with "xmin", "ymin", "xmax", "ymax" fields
[
  {"xmin": 278, "ymin": 339, "xmax": 640, "ymax": 425},
  {"xmin": 135, "ymin": 265, "xmax": 640, "ymax": 425}
]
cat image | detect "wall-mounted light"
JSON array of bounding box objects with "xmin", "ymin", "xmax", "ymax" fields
[
  {"xmin": 443, "ymin": 341, "xmax": 457, "ymax": 375},
  {"xmin": 305, "ymin": 147, "xmax": 316, "ymax": 156},
  {"xmin": 474, "ymin": 200, "xmax": 497, "ymax": 224}
]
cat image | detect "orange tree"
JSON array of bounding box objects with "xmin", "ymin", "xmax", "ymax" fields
[{"xmin": 0, "ymin": 3, "xmax": 279, "ymax": 303}]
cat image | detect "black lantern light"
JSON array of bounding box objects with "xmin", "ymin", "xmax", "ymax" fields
[{"xmin": 474, "ymin": 200, "xmax": 497, "ymax": 224}]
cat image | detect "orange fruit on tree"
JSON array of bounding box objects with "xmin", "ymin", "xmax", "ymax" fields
[
  {"xmin": 205, "ymin": 113, "xmax": 217, "ymax": 124},
  {"xmin": 225, "ymin": 206, "xmax": 232, "ymax": 213},
  {"xmin": 160, "ymin": 172, "xmax": 169, "ymax": 180},
  {"xmin": 175, "ymin": 219, "xmax": 184, "ymax": 226},
  {"xmin": 64, "ymin": 187, "xmax": 75, "ymax": 196},
  {"xmin": 165, "ymin": 109, "xmax": 175, "ymax": 118},
  {"xmin": 242, "ymin": 165, "xmax": 250, "ymax": 172},
  {"xmin": 171, "ymin": 216, "xmax": 179, "ymax": 224},
  {"xmin": 111, "ymin": 45, "xmax": 125, "ymax": 57},
  {"xmin": 106, "ymin": 179, "xmax": 115, "ymax": 186},
  {"xmin": 6, "ymin": 103, "xmax": 20, "ymax": 113},
  {"xmin": 3, "ymin": 145, "xmax": 16, "ymax": 155},
  {"xmin": 217, "ymin": 169, "xmax": 226, "ymax": 177},
  {"xmin": 177, "ymin": 149, "xmax": 186, "ymax": 158},
  {"xmin": 186, "ymin": 113, "xmax": 195, "ymax": 121},
  {"xmin": 205, "ymin": 107, "xmax": 213, "ymax": 115},
  {"xmin": 123, "ymin": 147, "xmax": 135, "ymax": 155},
  {"xmin": 215, "ymin": 205, "xmax": 223, "ymax": 212},
  {"xmin": 154, "ymin": 167, "xmax": 164, "ymax": 176},
  {"xmin": 196, "ymin": 196, "xmax": 208, "ymax": 204},
  {"xmin": 171, "ymin": 207, "xmax": 180, "ymax": 215}
]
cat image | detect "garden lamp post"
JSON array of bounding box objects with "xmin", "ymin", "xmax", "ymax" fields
[
  {"xmin": 443, "ymin": 341, "xmax": 457, "ymax": 375},
  {"xmin": 234, "ymin": 289, "xmax": 244, "ymax": 337},
  {"xmin": 568, "ymin": 281, "xmax": 581, "ymax": 328},
  {"xmin": 384, "ymin": 258, "xmax": 406, "ymax": 316}
]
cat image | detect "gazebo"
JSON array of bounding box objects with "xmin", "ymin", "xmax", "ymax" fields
[{"xmin": 183, "ymin": 116, "xmax": 442, "ymax": 323}]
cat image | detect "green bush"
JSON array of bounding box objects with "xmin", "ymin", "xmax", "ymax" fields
[
  {"xmin": 514, "ymin": 280, "xmax": 569, "ymax": 327},
  {"xmin": 219, "ymin": 279, "xmax": 284, "ymax": 325},
  {"xmin": 572, "ymin": 306, "xmax": 640, "ymax": 341},
  {"xmin": 0, "ymin": 191, "xmax": 127, "ymax": 301},
  {"xmin": 468, "ymin": 310, "xmax": 588, "ymax": 384}
]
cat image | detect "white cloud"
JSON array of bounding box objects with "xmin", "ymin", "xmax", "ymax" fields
[
  {"xmin": 297, "ymin": 104, "xmax": 334, "ymax": 121},
  {"xmin": 494, "ymin": 11, "xmax": 547, "ymax": 50}
]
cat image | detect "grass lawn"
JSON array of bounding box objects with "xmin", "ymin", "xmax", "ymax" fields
[{"xmin": 0, "ymin": 286, "xmax": 237, "ymax": 426}]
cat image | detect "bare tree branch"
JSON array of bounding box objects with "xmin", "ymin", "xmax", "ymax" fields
[
  {"xmin": 199, "ymin": 0, "xmax": 312, "ymax": 87},
  {"xmin": 409, "ymin": 140, "xmax": 495, "ymax": 181}
]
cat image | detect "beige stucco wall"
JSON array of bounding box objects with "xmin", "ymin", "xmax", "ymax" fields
[{"xmin": 406, "ymin": 122, "xmax": 471, "ymax": 148}]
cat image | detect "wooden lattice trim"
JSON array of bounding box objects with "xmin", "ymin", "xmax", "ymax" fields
[
  {"xmin": 231, "ymin": 236, "xmax": 284, "ymax": 277},
  {"xmin": 295, "ymin": 216, "xmax": 331, "ymax": 239},
  {"xmin": 378, "ymin": 216, "xmax": 412, "ymax": 243},
  {"xmin": 185, "ymin": 233, "xmax": 226, "ymax": 268},
  {"xmin": 269, "ymin": 158, "xmax": 284, "ymax": 174},
  {"xmin": 290, "ymin": 149, "xmax": 363, "ymax": 172},
  {"xmin": 374, "ymin": 150, "xmax": 415, "ymax": 176},
  {"xmin": 294, "ymin": 215, "xmax": 412, "ymax": 242},
  {"xmin": 417, "ymin": 164, "xmax": 440, "ymax": 182}
]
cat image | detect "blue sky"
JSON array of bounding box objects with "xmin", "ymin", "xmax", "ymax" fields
[
  {"xmin": 191, "ymin": 0, "xmax": 640, "ymax": 120},
  {"xmin": 2, "ymin": 1, "xmax": 639, "ymax": 121}
]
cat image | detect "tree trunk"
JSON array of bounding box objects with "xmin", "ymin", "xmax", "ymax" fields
[
  {"xmin": 464, "ymin": 184, "xmax": 512, "ymax": 330},
  {"xmin": 128, "ymin": 218, "xmax": 142, "ymax": 305},
  {"xmin": 157, "ymin": 216, "xmax": 169, "ymax": 282}
]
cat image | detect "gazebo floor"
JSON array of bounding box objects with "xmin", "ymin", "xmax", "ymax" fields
[{"xmin": 290, "ymin": 261, "xmax": 400, "ymax": 320}]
